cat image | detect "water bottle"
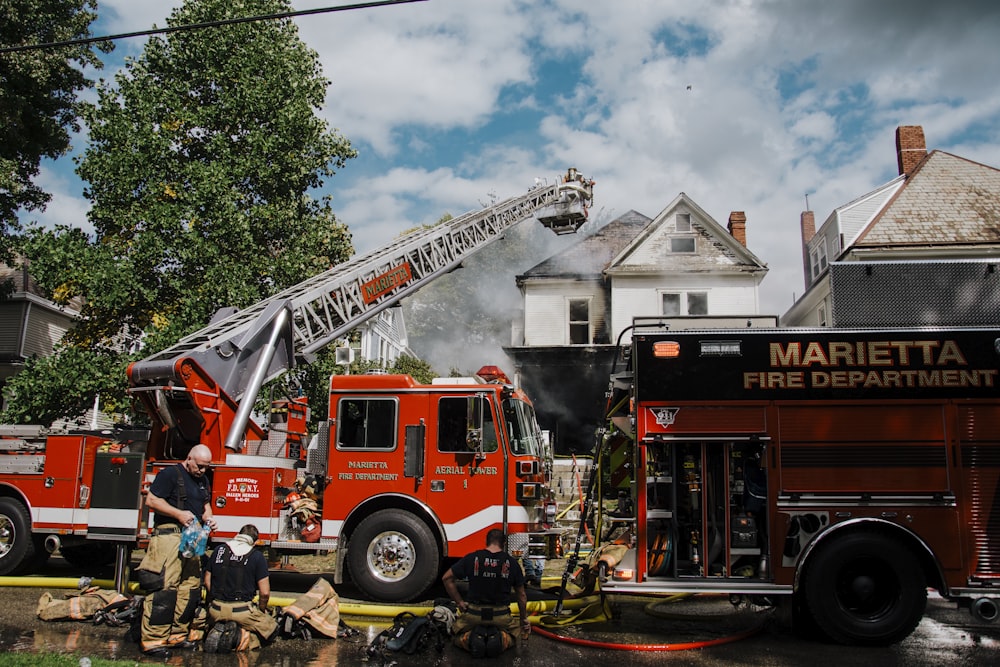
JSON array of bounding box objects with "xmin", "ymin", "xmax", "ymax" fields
[
  {"xmin": 180, "ymin": 520, "xmax": 202, "ymax": 558},
  {"xmin": 194, "ymin": 523, "xmax": 211, "ymax": 556}
]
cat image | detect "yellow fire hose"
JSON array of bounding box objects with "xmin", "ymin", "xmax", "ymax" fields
[{"xmin": 0, "ymin": 575, "xmax": 598, "ymax": 621}]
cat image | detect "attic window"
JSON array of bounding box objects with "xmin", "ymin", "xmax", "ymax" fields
[
  {"xmin": 671, "ymin": 237, "xmax": 695, "ymax": 253},
  {"xmin": 676, "ymin": 213, "xmax": 691, "ymax": 232}
]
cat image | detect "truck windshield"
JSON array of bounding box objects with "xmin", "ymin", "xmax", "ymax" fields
[{"xmin": 503, "ymin": 398, "xmax": 544, "ymax": 456}]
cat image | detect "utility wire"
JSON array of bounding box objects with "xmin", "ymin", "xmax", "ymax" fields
[{"xmin": 0, "ymin": 0, "xmax": 427, "ymax": 54}]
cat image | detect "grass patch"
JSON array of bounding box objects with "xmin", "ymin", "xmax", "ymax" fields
[{"xmin": 0, "ymin": 655, "xmax": 140, "ymax": 667}]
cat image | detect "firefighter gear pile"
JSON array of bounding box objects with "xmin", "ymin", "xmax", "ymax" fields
[
  {"xmin": 37, "ymin": 586, "xmax": 129, "ymax": 622},
  {"xmin": 276, "ymin": 577, "xmax": 343, "ymax": 639},
  {"xmin": 284, "ymin": 486, "xmax": 322, "ymax": 543}
]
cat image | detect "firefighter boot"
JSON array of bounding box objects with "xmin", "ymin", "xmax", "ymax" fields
[{"xmin": 204, "ymin": 621, "xmax": 239, "ymax": 653}]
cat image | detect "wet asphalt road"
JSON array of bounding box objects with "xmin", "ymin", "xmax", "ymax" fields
[{"xmin": 1, "ymin": 557, "xmax": 999, "ymax": 666}]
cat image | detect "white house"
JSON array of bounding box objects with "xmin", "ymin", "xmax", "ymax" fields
[{"xmin": 505, "ymin": 194, "xmax": 769, "ymax": 453}]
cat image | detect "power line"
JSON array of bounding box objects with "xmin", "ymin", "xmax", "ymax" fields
[{"xmin": 0, "ymin": 0, "xmax": 427, "ymax": 54}]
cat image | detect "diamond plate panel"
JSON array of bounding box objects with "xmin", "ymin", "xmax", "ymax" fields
[{"xmin": 830, "ymin": 260, "xmax": 1000, "ymax": 327}]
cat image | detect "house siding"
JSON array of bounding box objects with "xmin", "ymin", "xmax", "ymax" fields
[
  {"xmin": 610, "ymin": 273, "xmax": 759, "ymax": 342},
  {"xmin": 0, "ymin": 301, "xmax": 28, "ymax": 358},
  {"xmin": 23, "ymin": 306, "xmax": 71, "ymax": 359},
  {"xmin": 524, "ymin": 280, "xmax": 605, "ymax": 346}
]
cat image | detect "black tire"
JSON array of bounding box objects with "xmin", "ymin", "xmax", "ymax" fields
[
  {"xmin": 0, "ymin": 497, "xmax": 37, "ymax": 576},
  {"xmin": 803, "ymin": 529, "xmax": 926, "ymax": 646},
  {"xmin": 347, "ymin": 509, "xmax": 440, "ymax": 603},
  {"xmin": 60, "ymin": 542, "xmax": 118, "ymax": 568}
]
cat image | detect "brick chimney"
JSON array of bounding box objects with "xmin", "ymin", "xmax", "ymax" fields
[
  {"xmin": 896, "ymin": 125, "xmax": 927, "ymax": 175},
  {"xmin": 800, "ymin": 210, "xmax": 815, "ymax": 288},
  {"xmin": 728, "ymin": 211, "xmax": 747, "ymax": 246}
]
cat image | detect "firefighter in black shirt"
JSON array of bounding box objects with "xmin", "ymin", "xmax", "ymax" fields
[
  {"xmin": 442, "ymin": 528, "xmax": 529, "ymax": 657},
  {"xmin": 203, "ymin": 524, "xmax": 278, "ymax": 653}
]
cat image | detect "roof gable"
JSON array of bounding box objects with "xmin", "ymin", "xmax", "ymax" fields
[
  {"xmin": 856, "ymin": 151, "xmax": 1000, "ymax": 246},
  {"xmin": 608, "ymin": 193, "xmax": 767, "ymax": 273},
  {"xmin": 517, "ymin": 210, "xmax": 651, "ymax": 279}
]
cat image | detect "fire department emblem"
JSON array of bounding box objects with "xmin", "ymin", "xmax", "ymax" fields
[{"xmin": 650, "ymin": 407, "xmax": 679, "ymax": 427}]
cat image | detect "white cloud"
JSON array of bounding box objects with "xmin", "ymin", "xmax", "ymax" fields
[{"xmin": 34, "ymin": 0, "xmax": 1000, "ymax": 321}]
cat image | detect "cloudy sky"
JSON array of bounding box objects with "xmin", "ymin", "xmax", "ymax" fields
[{"xmin": 31, "ymin": 0, "xmax": 1000, "ymax": 317}]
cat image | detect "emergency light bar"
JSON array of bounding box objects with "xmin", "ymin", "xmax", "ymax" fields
[{"xmin": 699, "ymin": 340, "xmax": 742, "ymax": 357}]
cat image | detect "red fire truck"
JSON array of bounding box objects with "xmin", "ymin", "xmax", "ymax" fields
[
  {"xmin": 590, "ymin": 317, "xmax": 1000, "ymax": 645},
  {"xmin": 0, "ymin": 170, "xmax": 593, "ymax": 602}
]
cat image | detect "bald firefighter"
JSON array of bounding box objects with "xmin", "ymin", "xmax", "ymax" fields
[{"xmin": 138, "ymin": 444, "xmax": 216, "ymax": 657}]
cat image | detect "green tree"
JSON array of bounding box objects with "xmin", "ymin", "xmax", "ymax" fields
[
  {"xmin": 3, "ymin": 0, "xmax": 356, "ymax": 425},
  {"xmin": 0, "ymin": 0, "xmax": 106, "ymax": 259}
]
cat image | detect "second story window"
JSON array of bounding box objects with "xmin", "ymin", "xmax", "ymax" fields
[
  {"xmin": 662, "ymin": 291, "xmax": 708, "ymax": 316},
  {"xmin": 688, "ymin": 292, "xmax": 708, "ymax": 315},
  {"xmin": 568, "ymin": 297, "xmax": 591, "ymax": 344},
  {"xmin": 810, "ymin": 238, "xmax": 828, "ymax": 281}
]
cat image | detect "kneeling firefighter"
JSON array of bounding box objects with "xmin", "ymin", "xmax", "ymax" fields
[
  {"xmin": 203, "ymin": 524, "xmax": 279, "ymax": 652},
  {"xmin": 442, "ymin": 528, "xmax": 530, "ymax": 658}
]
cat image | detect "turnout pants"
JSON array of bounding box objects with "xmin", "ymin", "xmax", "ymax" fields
[
  {"xmin": 209, "ymin": 600, "xmax": 279, "ymax": 651},
  {"xmin": 452, "ymin": 604, "xmax": 518, "ymax": 650},
  {"xmin": 140, "ymin": 527, "xmax": 203, "ymax": 651}
]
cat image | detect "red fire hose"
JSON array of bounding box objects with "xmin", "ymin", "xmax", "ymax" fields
[{"xmin": 530, "ymin": 622, "xmax": 763, "ymax": 651}]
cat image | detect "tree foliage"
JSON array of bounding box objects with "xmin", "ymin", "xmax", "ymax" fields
[
  {"xmin": 3, "ymin": 0, "xmax": 356, "ymax": 425},
  {"xmin": 0, "ymin": 0, "xmax": 106, "ymax": 259}
]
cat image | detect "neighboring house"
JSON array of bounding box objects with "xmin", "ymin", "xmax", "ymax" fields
[
  {"xmin": 783, "ymin": 126, "xmax": 1000, "ymax": 327},
  {"xmin": 0, "ymin": 261, "xmax": 81, "ymax": 413},
  {"xmin": 505, "ymin": 195, "xmax": 770, "ymax": 454},
  {"xmin": 354, "ymin": 306, "xmax": 415, "ymax": 367}
]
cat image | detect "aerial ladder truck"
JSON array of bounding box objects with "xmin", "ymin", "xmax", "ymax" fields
[{"xmin": 0, "ymin": 169, "xmax": 593, "ymax": 602}]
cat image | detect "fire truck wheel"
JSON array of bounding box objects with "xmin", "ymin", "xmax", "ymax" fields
[
  {"xmin": 59, "ymin": 542, "xmax": 117, "ymax": 568},
  {"xmin": 0, "ymin": 497, "xmax": 37, "ymax": 576},
  {"xmin": 803, "ymin": 529, "xmax": 926, "ymax": 646},
  {"xmin": 347, "ymin": 509, "xmax": 440, "ymax": 603}
]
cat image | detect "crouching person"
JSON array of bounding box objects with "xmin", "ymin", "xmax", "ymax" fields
[
  {"xmin": 203, "ymin": 524, "xmax": 278, "ymax": 653},
  {"xmin": 442, "ymin": 528, "xmax": 530, "ymax": 658}
]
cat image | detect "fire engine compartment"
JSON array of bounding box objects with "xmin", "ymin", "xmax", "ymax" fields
[{"xmin": 640, "ymin": 440, "xmax": 769, "ymax": 581}]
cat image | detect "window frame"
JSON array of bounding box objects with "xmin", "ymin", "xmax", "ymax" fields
[
  {"xmin": 661, "ymin": 290, "xmax": 709, "ymax": 316},
  {"xmin": 567, "ymin": 296, "xmax": 592, "ymax": 345},
  {"xmin": 436, "ymin": 395, "xmax": 500, "ymax": 454},
  {"xmin": 670, "ymin": 237, "xmax": 696, "ymax": 253},
  {"xmin": 334, "ymin": 396, "xmax": 399, "ymax": 451},
  {"xmin": 809, "ymin": 237, "xmax": 828, "ymax": 281}
]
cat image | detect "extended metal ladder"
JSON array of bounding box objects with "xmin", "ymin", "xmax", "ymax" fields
[{"xmin": 130, "ymin": 171, "xmax": 593, "ymax": 402}]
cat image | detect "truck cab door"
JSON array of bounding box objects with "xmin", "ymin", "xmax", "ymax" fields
[{"xmin": 427, "ymin": 394, "xmax": 504, "ymax": 553}]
